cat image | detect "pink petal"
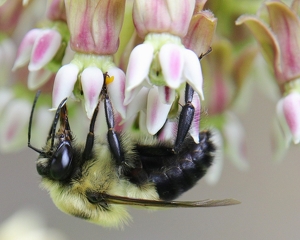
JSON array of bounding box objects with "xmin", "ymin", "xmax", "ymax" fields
[
  {"xmin": 183, "ymin": 49, "xmax": 204, "ymax": 100},
  {"xmin": 267, "ymin": 1, "xmax": 300, "ymax": 81},
  {"xmin": 278, "ymin": 92, "xmax": 300, "ymax": 144},
  {"xmin": 0, "ymin": 99, "xmax": 31, "ymax": 152},
  {"xmin": 46, "ymin": 0, "xmax": 66, "ymax": 21},
  {"xmin": 12, "ymin": 28, "xmax": 42, "ymax": 70},
  {"xmin": 65, "ymin": 0, "xmax": 125, "ymax": 55},
  {"xmin": 183, "ymin": 10, "xmax": 217, "ymax": 56},
  {"xmin": 133, "ymin": 0, "xmax": 171, "ymax": 38},
  {"xmin": 125, "ymin": 43, "xmax": 154, "ymax": 92},
  {"xmin": 157, "ymin": 86, "xmax": 175, "ymax": 104},
  {"xmin": 27, "ymin": 68, "xmax": 53, "ymax": 90},
  {"xmin": 81, "ymin": 67, "xmax": 103, "ymax": 119},
  {"xmin": 146, "ymin": 87, "xmax": 172, "ymax": 135},
  {"xmin": 133, "ymin": 0, "xmax": 194, "ymax": 38},
  {"xmin": 106, "ymin": 67, "xmax": 126, "ymax": 119},
  {"xmin": 236, "ymin": 15, "xmax": 281, "ymax": 82},
  {"xmin": 52, "ymin": 63, "xmax": 79, "ymax": 109},
  {"xmin": 159, "ymin": 43, "xmax": 184, "ymax": 89},
  {"xmin": 157, "ymin": 120, "xmax": 177, "ymax": 141},
  {"xmin": 28, "ymin": 29, "xmax": 62, "ymax": 71}
]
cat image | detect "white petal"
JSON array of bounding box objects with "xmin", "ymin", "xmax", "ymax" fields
[
  {"xmin": 52, "ymin": 63, "xmax": 79, "ymax": 109},
  {"xmin": 1, "ymin": 38, "xmax": 16, "ymax": 68},
  {"xmin": 124, "ymin": 84, "xmax": 143, "ymax": 106},
  {"xmin": 106, "ymin": 67, "xmax": 126, "ymax": 119},
  {"xmin": 223, "ymin": 112, "xmax": 249, "ymax": 170},
  {"xmin": 126, "ymin": 87, "xmax": 149, "ymax": 120},
  {"xmin": 126, "ymin": 43, "xmax": 154, "ymax": 92},
  {"xmin": 276, "ymin": 98, "xmax": 293, "ymax": 143},
  {"xmin": 62, "ymin": 41, "xmax": 75, "ymax": 65},
  {"xmin": 159, "ymin": 43, "xmax": 184, "ymax": 89},
  {"xmin": 205, "ymin": 129, "xmax": 224, "ymax": 185},
  {"xmin": 157, "ymin": 86, "xmax": 176, "ymax": 104},
  {"xmin": 28, "ymin": 29, "xmax": 62, "ymax": 71},
  {"xmin": 277, "ymin": 92, "xmax": 300, "ymax": 144},
  {"xmin": 189, "ymin": 92, "xmax": 201, "ymax": 143},
  {"xmin": 0, "ymin": 39, "xmax": 16, "ymax": 84},
  {"xmin": 81, "ymin": 67, "xmax": 103, "ymax": 119},
  {"xmin": 138, "ymin": 111, "xmax": 148, "ymax": 134},
  {"xmin": 94, "ymin": 101, "xmax": 107, "ymax": 139},
  {"xmin": 183, "ymin": 49, "xmax": 204, "ymax": 100},
  {"xmin": 31, "ymin": 106, "xmax": 53, "ymax": 149},
  {"xmin": 0, "ymin": 88, "xmax": 14, "ymax": 113},
  {"xmin": 12, "ymin": 29, "xmax": 42, "ymax": 70},
  {"xmin": 69, "ymin": 106, "xmax": 90, "ymax": 140},
  {"xmin": 271, "ymin": 118, "xmax": 291, "ymax": 162},
  {"xmin": 157, "ymin": 120, "xmax": 177, "ymax": 141},
  {"xmin": 27, "ymin": 68, "xmax": 53, "ymax": 90},
  {"xmin": 146, "ymin": 87, "xmax": 172, "ymax": 135}
]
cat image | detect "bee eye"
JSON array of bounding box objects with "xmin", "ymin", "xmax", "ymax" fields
[{"xmin": 50, "ymin": 143, "xmax": 73, "ymax": 180}]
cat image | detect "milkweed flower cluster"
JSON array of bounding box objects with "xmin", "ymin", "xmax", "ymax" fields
[
  {"xmin": 200, "ymin": 39, "xmax": 254, "ymax": 183},
  {"xmin": 1, "ymin": 0, "xmax": 299, "ymax": 181},
  {"xmin": 237, "ymin": 0, "xmax": 300, "ymax": 158},
  {"xmin": 0, "ymin": 0, "xmax": 217, "ymax": 150},
  {"xmin": 50, "ymin": 0, "xmax": 217, "ymax": 144}
]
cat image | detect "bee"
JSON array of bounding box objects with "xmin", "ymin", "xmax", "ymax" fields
[{"xmin": 28, "ymin": 79, "xmax": 240, "ymax": 228}]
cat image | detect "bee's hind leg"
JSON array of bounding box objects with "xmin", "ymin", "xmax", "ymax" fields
[
  {"xmin": 81, "ymin": 75, "xmax": 126, "ymax": 164},
  {"xmin": 173, "ymin": 83, "xmax": 195, "ymax": 153},
  {"xmin": 102, "ymin": 84, "xmax": 148, "ymax": 184},
  {"xmin": 103, "ymin": 87, "xmax": 125, "ymax": 165}
]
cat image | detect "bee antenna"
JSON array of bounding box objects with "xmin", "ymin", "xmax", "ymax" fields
[
  {"xmin": 49, "ymin": 97, "xmax": 68, "ymax": 152},
  {"xmin": 28, "ymin": 90, "xmax": 45, "ymax": 154}
]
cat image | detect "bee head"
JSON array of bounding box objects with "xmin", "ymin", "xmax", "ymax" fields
[
  {"xmin": 36, "ymin": 135, "xmax": 74, "ymax": 181},
  {"xmin": 29, "ymin": 92, "xmax": 74, "ymax": 181}
]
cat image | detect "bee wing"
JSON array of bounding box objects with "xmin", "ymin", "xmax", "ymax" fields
[{"xmin": 103, "ymin": 194, "xmax": 240, "ymax": 208}]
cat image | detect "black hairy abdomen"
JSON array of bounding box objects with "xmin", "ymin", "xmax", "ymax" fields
[{"xmin": 134, "ymin": 131, "xmax": 215, "ymax": 201}]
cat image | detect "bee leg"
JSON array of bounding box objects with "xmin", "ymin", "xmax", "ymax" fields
[
  {"xmin": 103, "ymin": 89, "xmax": 125, "ymax": 165},
  {"xmin": 174, "ymin": 83, "xmax": 195, "ymax": 153},
  {"xmin": 82, "ymin": 102, "xmax": 100, "ymax": 161},
  {"xmin": 103, "ymin": 84, "xmax": 148, "ymax": 184}
]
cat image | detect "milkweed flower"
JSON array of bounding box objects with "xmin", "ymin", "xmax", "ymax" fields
[
  {"xmin": 0, "ymin": 0, "xmax": 22, "ymax": 86},
  {"xmin": 124, "ymin": 0, "xmax": 216, "ymax": 138},
  {"xmin": 199, "ymin": 39, "xmax": 252, "ymax": 183},
  {"xmin": 236, "ymin": 0, "xmax": 300, "ymax": 148},
  {"xmin": 52, "ymin": 0, "xmax": 126, "ymax": 122},
  {"xmin": 0, "ymin": 0, "xmax": 53, "ymax": 152},
  {"xmin": 12, "ymin": 0, "xmax": 71, "ymax": 90}
]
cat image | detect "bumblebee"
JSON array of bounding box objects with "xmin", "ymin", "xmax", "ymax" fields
[{"xmin": 28, "ymin": 81, "xmax": 239, "ymax": 228}]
